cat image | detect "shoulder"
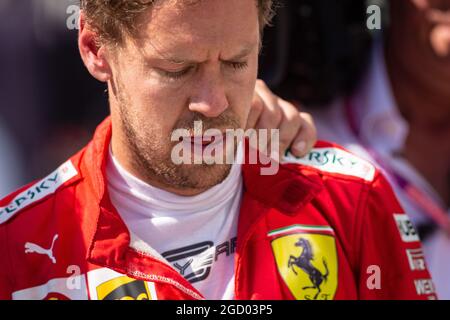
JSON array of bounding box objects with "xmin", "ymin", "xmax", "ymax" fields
[
  {"xmin": 282, "ymin": 140, "xmax": 378, "ymax": 184},
  {"xmin": 281, "ymin": 141, "xmax": 399, "ymax": 225},
  {"xmin": 0, "ymin": 159, "xmax": 81, "ymax": 227}
]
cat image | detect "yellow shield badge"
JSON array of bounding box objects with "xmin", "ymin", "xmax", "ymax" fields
[
  {"xmin": 269, "ymin": 225, "xmax": 338, "ymax": 300},
  {"xmin": 96, "ymin": 276, "xmax": 155, "ymax": 300}
]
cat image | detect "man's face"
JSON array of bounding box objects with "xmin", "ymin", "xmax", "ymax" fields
[
  {"xmin": 390, "ymin": 0, "xmax": 450, "ymax": 71},
  {"xmin": 107, "ymin": 0, "xmax": 260, "ymax": 193}
]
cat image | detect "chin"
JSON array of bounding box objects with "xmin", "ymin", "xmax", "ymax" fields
[{"xmin": 176, "ymin": 163, "xmax": 233, "ymax": 191}]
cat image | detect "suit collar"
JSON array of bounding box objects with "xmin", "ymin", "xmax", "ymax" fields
[{"xmin": 81, "ymin": 117, "xmax": 323, "ymax": 269}]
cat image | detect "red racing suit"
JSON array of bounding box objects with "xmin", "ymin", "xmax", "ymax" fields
[{"xmin": 0, "ymin": 118, "xmax": 436, "ymax": 300}]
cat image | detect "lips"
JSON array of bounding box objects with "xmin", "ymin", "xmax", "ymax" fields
[{"xmin": 189, "ymin": 133, "xmax": 225, "ymax": 147}]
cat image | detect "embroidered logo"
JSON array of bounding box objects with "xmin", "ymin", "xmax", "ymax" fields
[
  {"xmin": 269, "ymin": 225, "xmax": 338, "ymax": 300},
  {"xmin": 25, "ymin": 234, "xmax": 59, "ymax": 264}
]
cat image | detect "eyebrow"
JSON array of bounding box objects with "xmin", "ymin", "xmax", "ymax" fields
[
  {"xmin": 160, "ymin": 42, "xmax": 258, "ymax": 65},
  {"xmin": 220, "ymin": 42, "xmax": 258, "ymax": 62}
]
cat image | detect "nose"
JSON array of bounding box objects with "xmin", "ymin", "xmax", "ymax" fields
[{"xmin": 188, "ymin": 73, "xmax": 229, "ymax": 118}]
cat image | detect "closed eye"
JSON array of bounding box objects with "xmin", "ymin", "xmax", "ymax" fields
[
  {"xmin": 157, "ymin": 66, "xmax": 194, "ymax": 80},
  {"xmin": 224, "ymin": 61, "xmax": 249, "ymax": 71}
]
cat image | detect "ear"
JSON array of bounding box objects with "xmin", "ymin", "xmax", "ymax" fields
[{"xmin": 78, "ymin": 11, "xmax": 112, "ymax": 82}]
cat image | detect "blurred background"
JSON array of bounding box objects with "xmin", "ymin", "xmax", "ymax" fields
[{"xmin": 0, "ymin": 0, "xmax": 108, "ymax": 196}]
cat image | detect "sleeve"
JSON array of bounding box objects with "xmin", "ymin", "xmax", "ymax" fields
[
  {"xmin": 356, "ymin": 172, "xmax": 437, "ymax": 300},
  {"xmin": 0, "ymin": 225, "xmax": 13, "ymax": 300}
]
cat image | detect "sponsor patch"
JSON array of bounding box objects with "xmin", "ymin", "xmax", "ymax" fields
[
  {"xmin": 269, "ymin": 225, "xmax": 338, "ymax": 300},
  {"xmin": 283, "ymin": 148, "xmax": 375, "ymax": 182},
  {"xmin": 406, "ymin": 248, "xmax": 427, "ymax": 271},
  {"xmin": 394, "ymin": 214, "xmax": 420, "ymax": 243},
  {"xmin": 12, "ymin": 275, "xmax": 88, "ymax": 300},
  {"xmin": 283, "ymin": 147, "xmax": 376, "ymax": 182},
  {"xmin": 87, "ymin": 268, "xmax": 157, "ymax": 300},
  {"xmin": 0, "ymin": 160, "xmax": 78, "ymax": 224},
  {"xmin": 414, "ymin": 279, "xmax": 436, "ymax": 296}
]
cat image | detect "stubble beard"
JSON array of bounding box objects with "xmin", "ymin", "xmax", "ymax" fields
[{"xmin": 116, "ymin": 90, "xmax": 241, "ymax": 192}]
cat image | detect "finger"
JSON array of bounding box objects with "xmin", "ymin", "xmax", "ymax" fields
[
  {"xmin": 246, "ymin": 91, "xmax": 264, "ymax": 130},
  {"xmin": 253, "ymin": 81, "xmax": 283, "ymax": 156},
  {"xmin": 290, "ymin": 112, "xmax": 317, "ymax": 158},
  {"xmin": 277, "ymin": 98, "xmax": 302, "ymax": 157},
  {"xmin": 254, "ymin": 80, "xmax": 283, "ymax": 132}
]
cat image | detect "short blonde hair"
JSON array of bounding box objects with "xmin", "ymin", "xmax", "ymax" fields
[{"xmin": 80, "ymin": 0, "xmax": 275, "ymax": 45}]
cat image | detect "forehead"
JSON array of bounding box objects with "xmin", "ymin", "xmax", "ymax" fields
[{"xmin": 131, "ymin": 0, "xmax": 260, "ymax": 59}]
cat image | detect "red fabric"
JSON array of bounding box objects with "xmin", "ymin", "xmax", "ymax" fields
[{"xmin": 0, "ymin": 117, "xmax": 436, "ymax": 300}]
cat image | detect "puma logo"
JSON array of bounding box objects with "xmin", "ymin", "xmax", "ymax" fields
[{"xmin": 24, "ymin": 234, "xmax": 59, "ymax": 264}]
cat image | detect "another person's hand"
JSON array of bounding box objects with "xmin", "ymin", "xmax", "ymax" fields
[{"xmin": 247, "ymin": 80, "xmax": 317, "ymax": 158}]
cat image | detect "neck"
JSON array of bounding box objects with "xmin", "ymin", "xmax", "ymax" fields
[{"xmin": 385, "ymin": 41, "xmax": 450, "ymax": 206}]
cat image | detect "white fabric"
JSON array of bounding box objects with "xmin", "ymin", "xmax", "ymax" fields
[
  {"xmin": 309, "ymin": 41, "xmax": 450, "ymax": 299},
  {"xmin": 106, "ymin": 145, "xmax": 244, "ymax": 300}
]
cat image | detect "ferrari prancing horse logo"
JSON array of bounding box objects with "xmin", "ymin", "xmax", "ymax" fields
[{"xmin": 269, "ymin": 225, "xmax": 338, "ymax": 300}]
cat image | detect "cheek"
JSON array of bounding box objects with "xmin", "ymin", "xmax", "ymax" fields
[
  {"xmin": 123, "ymin": 73, "xmax": 189, "ymax": 136},
  {"xmin": 228, "ymin": 66, "xmax": 258, "ymax": 123}
]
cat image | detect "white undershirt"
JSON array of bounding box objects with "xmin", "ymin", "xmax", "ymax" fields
[{"xmin": 106, "ymin": 145, "xmax": 243, "ymax": 300}]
